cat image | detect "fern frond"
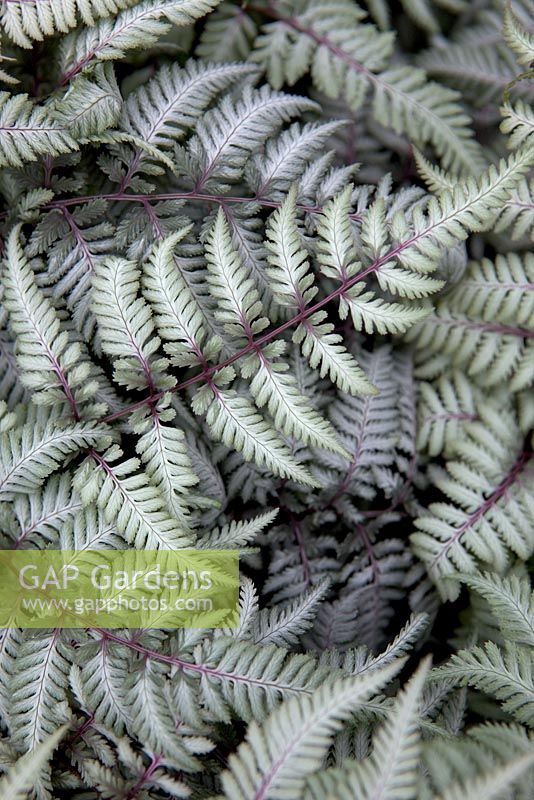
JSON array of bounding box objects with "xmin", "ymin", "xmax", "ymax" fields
[
  {"xmin": 460, "ymin": 572, "xmax": 534, "ymax": 648},
  {"xmin": 83, "ymin": 631, "xmax": 335, "ymax": 729},
  {"xmin": 58, "ymin": 0, "xmax": 221, "ymax": 80},
  {"xmin": 316, "ymin": 180, "xmax": 443, "ymax": 314},
  {"xmin": 0, "ymin": 417, "xmax": 110, "ymax": 496},
  {"xmin": 407, "ymin": 250, "xmax": 534, "ymax": 390},
  {"xmin": 418, "ymin": 11, "xmax": 534, "ymax": 106},
  {"xmin": 503, "ymin": 4, "xmax": 534, "ymax": 67},
  {"xmin": 371, "ymin": 65, "xmax": 484, "ymax": 174},
  {"xmin": 0, "ymin": 726, "xmax": 67, "ymax": 799},
  {"xmin": 422, "ymin": 721, "xmax": 534, "ymax": 799},
  {"xmin": 445, "ymin": 252, "xmax": 534, "ymax": 326},
  {"xmin": 437, "ymin": 641, "xmax": 534, "ymax": 727},
  {"xmin": 55, "ymin": 63, "xmax": 122, "ymax": 139},
  {"xmin": 316, "ymin": 185, "xmax": 360, "ymax": 278},
  {"xmin": 92, "ymin": 255, "xmax": 174, "ymax": 392},
  {"xmin": 411, "ymin": 406, "xmax": 534, "ymax": 599},
  {"xmin": 251, "ymin": 580, "xmax": 330, "ymax": 647},
  {"xmin": 118, "ymin": 59, "xmax": 255, "ymax": 189},
  {"xmin": 0, "ymin": 92, "xmax": 77, "ymax": 168},
  {"xmin": 197, "ymin": 1, "xmax": 257, "ymax": 62},
  {"xmin": 188, "ymin": 86, "xmax": 317, "ymax": 190},
  {"xmin": 250, "ymin": 120, "xmax": 345, "ymax": 199},
  {"xmin": 0, "ymin": 308, "xmax": 26, "ymax": 409},
  {"xmin": 143, "ymin": 229, "xmax": 219, "ymax": 368},
  {"xmin": 80, "ymin": 744, "xmax": 194, "ymax": 799},
  {"xmin": 251, "ymin": 0, "xmax": 484, "ymax": 172},
  {"xmin": 244, "ymin": 353, "xmax": 349, "ymax": 456},
  {"xmin": 27, "ymin": 200, "xmax": 115, "ymax": 338},
  {"xmin": 305, "ymin": 659, "xmax": 430, "ymax": 800},
  {"xmin": 193, "ymin": 381, "xmax": 318, "ymax": 487},
  {"xmin": 495, "ymin": 176, "xmax": 534, "ymax": 241},
  {"xmin": 436, "ymin": 750, "xmax": 534, "ymax": 800},
  {"xmin": 205, "ymin": 208, "xmax": 268, "ymax": 341},
  {"xmin": 123, "ymin": 658, "xmax": 205, "ymax": 768},
  {"xmin": 501, "ymin": 100, "xmax": 534, "ymax": 150},
  {"xmin": 413, "ymin": 148, "xmax": 456, "ymax": 193},
  {"xmin": 4, "ymin": 472, "xmax": 81, "ymax": 548},
  {"xmin": 59, "ymin": 504, "xmax": 123, "ymax": 550},
  {"xmin": 71, "ymin": 647, "xmax": 129, "ymax": 733},
  {"xmin": 1, "ymin": 0, "xmax": 139, "ymax": 48},
  {"xmin": 354, "ymin": 613, "xmax": 430, "ymax": 676},
  {"xmin": 294, "ymin": 312, "xmax": 378, "ymax": 396},
  {"xmin": 342, "ymin": 285, "xmax": 428, "ymax": 335},
  {"xmin": 317, "ymin": 345, "xmax": 408, "ymax": 502},
  {"xmin": 265, "ymin": 185, "xmax": 318, "ymax": 310},
  {"xmin": 203, "ymin": 203, "xmax": 348, "ymax": 453},
  {"xmin": 220, "ymin": 660, "xmax": 403, "ymax": 800},
  {"xmin": 10, "ymin": 630, "xmax": 70, "ymax": 750},
  {"xmin": 355, "ymin": 658, "xmax": 430, "ymax": 798},
  {"xmin": 219, "ymin": 206, "xmax": 275, "ymax": 313},
  {"xmin": 331, "ymin": 538, "xmax": 413, "ymax": 651},
  {"xmin": 198, "ymin": 509, "xmax": 278, "ymax": 548},
  {"xmin": 3, "ymin": 225, "xmax": 99, "ymax": 410},
  {"xmin": 132, "ymin": 398, "xmax": 199, "ymax": 526},
  {"xmin": 396, "ymin": 148, "xmax": 534, "ymax": 275},
  {"xmin": 74, "ymin": 447, "xmax": 192, "ymax": 548},
  {"xmin": 417, "ymin": 372, "xmax": 481, "ymax": 457}
]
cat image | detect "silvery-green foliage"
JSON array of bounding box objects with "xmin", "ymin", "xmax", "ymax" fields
[
  {"xmin": 0, "ymin": 726, "xmax": 68, "ymax": 799},
  {"xmin": 0, "ymin": 0, "xmax": 533, "ymax": 798},
  {"xmin": 435, "ymin": 572, "xmax": 534, "ymax": 728},
  {"xmin": 412, "ymin": 405, "xmax": 534, "ymax": 600},
  {"xmin": 250, "ymin": 0, "xmax": 485, "ymax": 173}
]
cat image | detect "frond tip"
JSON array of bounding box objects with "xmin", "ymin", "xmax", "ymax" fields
[{"xmin": 220, "ymin": 660, "xmax": 404, "ymax": 800}]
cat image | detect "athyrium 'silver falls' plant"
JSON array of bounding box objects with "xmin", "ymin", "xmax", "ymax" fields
[{"xmin": 0, "ymin": 0, "xmax": 534, "ymax": 797}]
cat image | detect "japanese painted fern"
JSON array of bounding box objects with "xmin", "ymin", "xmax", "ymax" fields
[{"xmin": 0, "ymin": 0, "xmax": 533, "ymax": 798}]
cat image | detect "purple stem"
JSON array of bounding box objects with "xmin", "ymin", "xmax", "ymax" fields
[
  {"xmin": 48, "ymin": 190, "xmax": 363, "ymax": 222},
  {"xmin": 97, "ymin": 629, "xmax": 312, "ymax": 694},
  {"xmin": 429, "ymin": 448, "xmax": 534, "ymax": 570},
  {"xmin": 125, "ymin": 755, "xmax": 164, "ymax": 800}
]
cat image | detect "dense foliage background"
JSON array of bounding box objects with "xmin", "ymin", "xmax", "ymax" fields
[{"xmin": 0, "ymin": 0, "xmax": 533, "ymax": 797}]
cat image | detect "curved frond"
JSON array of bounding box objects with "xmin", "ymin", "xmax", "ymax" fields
[
  {"xmin": 0, "ymin": 93, "xmax": 77, "ymax": 167},
  {"xmin": 412, "ymin": 406, "xmax": 534, "ymax": 599},
  {"xmin": 220, "ymin": 661, "xmax": 403, "ymax": 800},
  {"xmin": 74, "ymin": 447, "xmax": 192, "ymax": 548}
]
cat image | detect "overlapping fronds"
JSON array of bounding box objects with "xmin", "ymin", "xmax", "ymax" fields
[{"xmin": 0, "ymin": 0, "xmax": 533, "ymax": 797}]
